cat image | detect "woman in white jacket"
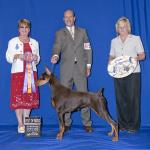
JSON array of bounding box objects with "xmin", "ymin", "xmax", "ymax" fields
[{"xmin": 6, "ymin": 19, "xmax": 40, "ymax": 133}]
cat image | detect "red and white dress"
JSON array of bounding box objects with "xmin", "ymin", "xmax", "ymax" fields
[{"xmin": 10, "ymin": 43, "xmax": 39, "ymax": 109}]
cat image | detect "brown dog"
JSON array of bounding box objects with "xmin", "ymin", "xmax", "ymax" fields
[{"xmin": 36, "ymin": 67, "xmax": 118, "ymax": 141}]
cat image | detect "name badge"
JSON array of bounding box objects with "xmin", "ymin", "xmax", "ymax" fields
[
  {"xmin": 15, "ymin": 44, "xmax": 19, "ymax": 50},
  {"xmin": 84, "ymin": 43, "xmax": 91, "ymax": 50}
]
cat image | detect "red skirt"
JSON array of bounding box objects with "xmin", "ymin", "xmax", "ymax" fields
[{"xmin": 10, "ymin": 72, "xmax": 39, "ymax": 109}]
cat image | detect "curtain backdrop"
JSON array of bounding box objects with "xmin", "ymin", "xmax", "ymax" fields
[{"xmin": 0, "ymin": 0, "xmax": 150, "ymax": 126}]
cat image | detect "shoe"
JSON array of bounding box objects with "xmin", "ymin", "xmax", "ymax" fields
[
  {"xmin": 84, "ymin": 126, "xmax": 93, "ymax": 133},
  {"xmin": 18, "ymin": 126, "xmax": 25, "ymax": 133},
  {"xmin": 64, "ymin": 126, "xmax": 71, "ymax": 132},
  {"xmin": 119, "ymin": 127, "xmax": 126, "ymax": 131}
]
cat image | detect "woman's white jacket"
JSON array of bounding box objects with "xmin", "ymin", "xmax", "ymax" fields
[{"xmin": 6, "ymin": 37, "xmax": 40, "ymax": 73}]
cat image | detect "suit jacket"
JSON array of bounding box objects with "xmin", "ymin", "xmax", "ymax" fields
[
  {"xmin": 6, "ymin": 37, "xmax": 40, "ymax": 73},
  {"xmin": 52, "ymin": 27, "xmax": 92, "ymax": 79}
]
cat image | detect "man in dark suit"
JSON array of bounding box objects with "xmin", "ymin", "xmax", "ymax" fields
[{"xmin": 51, "ymin": 9, "xmax": 93, "ymax": 132}]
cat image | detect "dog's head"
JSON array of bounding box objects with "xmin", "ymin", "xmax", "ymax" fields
[{"xmin": 36, "ymin": 67, "xmax": 52, "ymax": 86}]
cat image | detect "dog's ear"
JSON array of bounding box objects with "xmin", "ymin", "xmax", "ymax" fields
[
  {"xmin": 36, "ymin": 79, "xmax": 49, "ymax": 86},
  {"xmin": 45, "ymin": 66, "xmax": 51, "ymax": 75}
]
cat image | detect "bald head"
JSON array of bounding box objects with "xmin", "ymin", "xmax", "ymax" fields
[
  {"xmin": 64, "ymin": 10, "xmax": 75, "ymax": 17},
  {"xmin": 63, "ymin": 9, "xmax": 75, "ymax": 27}
]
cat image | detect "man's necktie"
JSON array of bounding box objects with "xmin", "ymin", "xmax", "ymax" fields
[{"xmin": 70, "ymin": 27, "xmax": 74, "ymax": 40}]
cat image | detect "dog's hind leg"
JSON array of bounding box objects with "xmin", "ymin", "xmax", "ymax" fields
[
  {"xmin": 91, "ymin": 100, "xmax": 118, "ymax": 141},
  {"xmin": 56, "ymin": 112, "xmax": 65, "ymax": 140},
  {"xmin": 100, "ymin": 110, "xmax": 118, "ymax": 141}
]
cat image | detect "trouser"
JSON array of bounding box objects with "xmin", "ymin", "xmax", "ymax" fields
[
  {"xmin": 114, "ymin": 73, "xmax": 141, "ymax": 130},
  {"xmin": 60, "ymin": 63, "xmax": 92, "ymax": 127}
]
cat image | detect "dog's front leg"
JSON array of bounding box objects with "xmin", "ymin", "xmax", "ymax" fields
[{"xmin": 56, "ymin": 112, "xmax": 65, "ymax": 140}]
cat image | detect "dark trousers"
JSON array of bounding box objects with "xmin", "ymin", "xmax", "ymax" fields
[{"xmin": 114, "ymin": 73, "xmax": 141, "ymax": 130}]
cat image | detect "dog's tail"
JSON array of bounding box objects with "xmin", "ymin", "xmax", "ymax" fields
[
  {"xmin": 97, "ymin": 88, "xmax": 107, "ymax": 106},
  {"xmin": 97, "ymin": 88, "xmax": 110, "ymax": 115}
]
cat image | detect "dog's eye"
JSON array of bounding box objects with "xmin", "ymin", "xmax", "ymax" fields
[
  {"xmin": 43, "ymin": 76, "xmax": 46, "ymax": 80},
  {"xmin": 42, "ymin": 73, "xmax": 49, "ymax": 80}
]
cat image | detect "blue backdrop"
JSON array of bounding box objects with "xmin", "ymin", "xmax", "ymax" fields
[{"xmin": 0, "ymin": 0, "xmax": 150, "ymax": 126}]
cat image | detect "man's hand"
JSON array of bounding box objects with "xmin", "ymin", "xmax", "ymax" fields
[{"xmin": 51, "ymin": 55, "xmax": 59, "ymax": 64}]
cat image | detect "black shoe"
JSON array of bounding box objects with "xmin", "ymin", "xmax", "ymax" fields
[
  {"xmin": 64, "ymin": 126, "xmax": 71, "ymax": 132},
  {"xmin": 119, "ymin": 127, "xmax": 126, "ymax": 132},
  {"xmin": 84, "ymin": 126, "xmax": 93, "ymax": 133}
]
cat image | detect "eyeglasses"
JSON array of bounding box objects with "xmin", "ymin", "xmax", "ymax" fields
[
  {"xmin": 19, "ymin": 26, "xmax": 29, "ymax": 29},
  {"xmin": 118, "ymin": 26, "xmax": 127, "ymax": 30}
]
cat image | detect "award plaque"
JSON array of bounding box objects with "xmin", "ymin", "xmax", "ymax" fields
[
  {"xmin": 25, "ymin": 116, "xmax": 41, "ymax": 137},
  {"xmin": 107, "ymin": 55, "xmax": 137, "ymax": 78}
]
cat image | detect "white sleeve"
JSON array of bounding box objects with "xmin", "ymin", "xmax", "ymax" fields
[
  {"xmin": 34, "ymin": 40, "xmax": 40, "ymax": 65},
  {"xmin": 6, "ymin": 40, "xmax": 15, "ymax": 63},
  {"xmin": 109, "ymin": 39, "xmax": 115, "ymax": 57},
  {"xmin": 136, "ymin": 36, "xmax": 144, "ymax": 54}
]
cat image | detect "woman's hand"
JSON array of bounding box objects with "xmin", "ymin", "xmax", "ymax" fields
[
  {"xmin": 14, "ymin": 54, "xmax": 24, "ymax": 61},
  {"xmin": 33, "ymin": 54, "xmax": 38, "ymax": 61},
  {"xmin": 135, "ymin": 52, "xmax": 145, "ymax": 61},
  {"xmin": 108, "ymin": 55, "xmax": 115, "ymax": 64}
]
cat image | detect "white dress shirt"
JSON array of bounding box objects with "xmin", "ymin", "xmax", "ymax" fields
[{"xmin": 66, "ymin": 26, "xmax": 75, "ymax": 39}]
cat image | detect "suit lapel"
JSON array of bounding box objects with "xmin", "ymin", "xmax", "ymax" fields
[
  {"xmin": 62, "ymin": 27, "xmax": 81, "ymax": 53},
  {"xmin": 74, "ymin": 27, "xmax": 80, "ymax": 41},
  {"xmin": 63, "ymin": 27, "xmax": 80, "ymax": 42}
]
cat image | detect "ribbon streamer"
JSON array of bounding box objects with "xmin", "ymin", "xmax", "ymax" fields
[{"xmin": 23, "ymin": 52, "xmax": 36, "ymax": 94}]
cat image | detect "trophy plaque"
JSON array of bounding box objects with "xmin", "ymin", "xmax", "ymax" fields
[{"xmin": 25, "ymin": 116, "xmax": 41, "ymax": 137}]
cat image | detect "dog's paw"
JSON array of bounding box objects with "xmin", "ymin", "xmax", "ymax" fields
[
  {"xmin": 56, "ymin": 133, "xmax": 63, "ymax": 140},
  {"xmin": 108, "ymin": 130, "xmax": 113, "ymax": 136},
  {"xmin": 112, "ymin": 136, "xmax": 119, "ymax": 142}
]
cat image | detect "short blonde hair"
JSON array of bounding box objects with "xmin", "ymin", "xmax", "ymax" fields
[
  {"xmin": 18, "ymin": 19, "xmax": 31, "ymax": 28},
  {"xmin": 115, "ymin": 17, "xmax": 131, "ymax": 34}
]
